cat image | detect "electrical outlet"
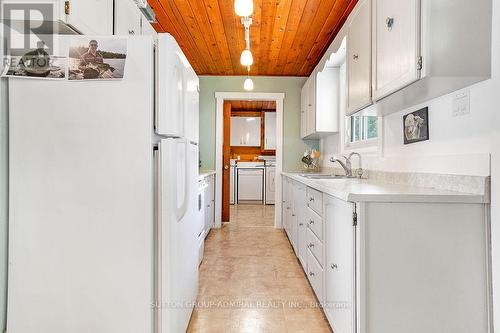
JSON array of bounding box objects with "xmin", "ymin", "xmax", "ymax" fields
[{"xmin": 452, "ymin": 90, "xmax": 470, "ymax": 117}]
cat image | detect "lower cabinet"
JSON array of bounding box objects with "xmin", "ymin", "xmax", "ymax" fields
[
  {"xmin": 282, "ymin": 174, "xmax": 491, "ymax": 333},
  {"xmin": 324, "ymin": 195, "xmax": 355, "ymax": 333}
]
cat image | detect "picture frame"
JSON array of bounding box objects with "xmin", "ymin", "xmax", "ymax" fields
[{"xmin": 403, "ymin": 107, "xmax": 429, "ymax": 144}]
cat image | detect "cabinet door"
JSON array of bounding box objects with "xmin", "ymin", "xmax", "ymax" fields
[
  {"xmin": 141, "ymin": 17, "xmax": 158, "ymax": 36},
  {"xmin": 282, "ymin": 178, "xmax": 290, "ymax": 235},
  {"xmin": 306, "ymin": 75, "xmax": 316, "ymax": 136},
  {"xmin": 372, "ymin": 0, "xmax": 421, "ymax": 100},
  {"xmin": 294, "ymin": 184, "xmax": 307, "ymax": 269},
  {"xmin": 230, "ymin": 117, "xmax": 261, "ymax": 147},
  {"xmin": 347, "ymin": 0, "xmax": 372, "ymax": 114},
  {"xmin": 289, "ymin": 181, "xmax": 298, "ymax": 252},
  {"xmin": 114, "ymin": 0, "xmax": 142, "ymax": 36},
  {"xmin": 264, "ymin": 112, "xmax": 277, "ymax": 150},
  {"xmin": 65, "ymin": 0, "xmax": 113, "ymax": 35},
  {"xmin": 300, "ymin": 83, "xmax": 308, "ymax": 138},
  {"xmin": 325, "ymin": 196, "xmax": 355, "ymax": 333}
]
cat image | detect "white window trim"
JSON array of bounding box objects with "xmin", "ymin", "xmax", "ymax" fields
[{"xmin": 341, "ymin": 114, "xmax": 383, "ymax": 156}]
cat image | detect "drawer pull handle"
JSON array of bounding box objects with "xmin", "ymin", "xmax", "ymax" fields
[
  {"xmin": 331, "ymin": 264, "xmax": 338, "ymax": 270},
  {"xmin": 309, "ymin": 272, "xmax": 315, "ymax": 277},
  {"xmin": 299, "ymin": 223, "xmax": 304, "ymax": 226},
  {"xmin": 292, "ymin": 214, "xmax": 296, "ymax": 217}
]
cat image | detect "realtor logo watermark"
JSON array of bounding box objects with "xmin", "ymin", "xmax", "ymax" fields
[
  {"xmin": 2, "ymin": 2, "xmax": 55, "ymax": 54},
  {"xmin": 1, "ymin": 2, "xmax": 68, "ymax": 79}
]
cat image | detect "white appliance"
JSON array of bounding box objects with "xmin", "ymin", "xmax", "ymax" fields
[
  {"xmin": 197, "ymin": 178, "xmax": 208, "ymax": 265},
  {"xmin": 237, "ymin": 162, "xmax": 265, "ymax": 203},
  {"xmin": 7, "ymin": 34, "xmax": 199, "ymax": 333}
]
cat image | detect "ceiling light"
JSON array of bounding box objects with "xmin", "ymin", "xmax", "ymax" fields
[
  {"xmin": 244, "ymin": 77, "xmax": 254, "ymax": 91},
  {"xmin": 234, "ymin": 0, "xmax": 253, "ymax": 17},
  {"xmin": 240, "ymin": 49, "xmax": 253, "ymax": 66}
]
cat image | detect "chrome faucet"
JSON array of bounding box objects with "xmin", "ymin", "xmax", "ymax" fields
[
  {"xmin": 330, "ymin": 156, "xmax": 352, "ymax": 177},
  {"xmin": 329, "ymin": 153, "xmax": 363, "ymax": 178}
]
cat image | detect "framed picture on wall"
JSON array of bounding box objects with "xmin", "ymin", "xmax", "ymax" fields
[{"xmin": 403, "ymin": 107, "xmax": 429, "ymax": 144}]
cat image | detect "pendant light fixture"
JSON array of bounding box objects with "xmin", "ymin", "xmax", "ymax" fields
[
  {"xmin": 244, "ymin": 66, "xmax": 254, "ymax": 91},
  {"xmin": 235, "ymin": 1, "xmax": 255, "ymax": 90},
  {"xmin": 234, "ymin": 0, "xmax": 253, "ymax": 17},
  {"xmin": 240, "ymin": 17, "xmax": 253, "ymax": 66},
  {"xmin": 240, "ymin": 49, "xmax": 253, "ymax": 66}
]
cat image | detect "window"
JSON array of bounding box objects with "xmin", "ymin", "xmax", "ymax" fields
[{"xmin": 345, "ymin": 115, "xmax": 378, "ymax": 145}]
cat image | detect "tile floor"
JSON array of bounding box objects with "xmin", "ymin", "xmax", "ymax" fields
[{"xmin": 187, "ymin": 204, "xmax": 332, "ymax": 333}]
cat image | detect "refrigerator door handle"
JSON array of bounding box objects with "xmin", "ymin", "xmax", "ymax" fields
[{"xmin": 175, "ymin": 139, "xmax": 190, "ymax": 221}]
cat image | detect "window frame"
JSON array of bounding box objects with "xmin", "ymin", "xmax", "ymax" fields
[{"xmin": 342, "ymin": 113, "xmax": 382, "ymax": 154}]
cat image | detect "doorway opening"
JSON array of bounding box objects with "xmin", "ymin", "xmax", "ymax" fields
[
  {"xmin": 214, "ymin": 92, "xmax": 285, "ymax": 229},
  {"xmin": 221, "ymin": 100, "xmax": 277, "ymax": 225}
]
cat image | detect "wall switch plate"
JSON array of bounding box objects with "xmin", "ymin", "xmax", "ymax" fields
[{"xmin": 452, "ymin": 90, "xmax": 470, "ymax": 117}]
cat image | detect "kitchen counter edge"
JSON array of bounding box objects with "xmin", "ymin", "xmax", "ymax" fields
[{"xmin": 282, "ymin": 172, "xmax": 489, "ymax": 204}]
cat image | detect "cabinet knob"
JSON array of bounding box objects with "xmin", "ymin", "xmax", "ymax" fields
[
  {"xmin": 309, "ymin": 272, "xmax": 315, "ymax": 277},
  {"xmin": 309, "ymin": 197, "xmax": 315, "ymax": 202},
  {"xmin": 129, "ymin": 30, "xmax": 135, "ymax": 35},
  {"xmin": 299, "ymin": 223, "xmax": 304, "ymax": 226},
  {"xmin": 308, "ymin": 243, "xmax": 315, "ymax": 248},
  {"xmin": 292, "ymin": 214, "xmax": 296, "ymax": 217},
  {"xmin": 386, "ymin": 17, "xmax": 394, "ymax": 31},
  {"xmin": 331, "ymin": 263, "xmax": 338, "ymax": 270},
  {"xmin": 309, "ymin": 220, "xmax": 315, "ymax": 225},
  {"xmin": 352, "ymin": 54, "xmax": 359, "ymax": 60}
]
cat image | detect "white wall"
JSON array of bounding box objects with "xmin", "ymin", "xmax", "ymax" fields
[{"xmin": 320, "ymin": 1, "xmax": 500, "ymax": 329}]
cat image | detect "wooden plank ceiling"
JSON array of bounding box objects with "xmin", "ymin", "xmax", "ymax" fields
[
  {"xmin": 148, "ymin": 0, "xmax": 357, "ymax": 76},
  {"xmin": 230, "ymin": 100, "xmax": 276, "ymax": 111}
]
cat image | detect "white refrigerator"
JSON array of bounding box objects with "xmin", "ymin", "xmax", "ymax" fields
[{"xmin": 7, "ymin": 34, "xmax": 200, "ymax": 333}]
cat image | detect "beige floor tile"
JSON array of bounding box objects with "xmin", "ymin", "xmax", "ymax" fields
[{"xmin": 188, "ymin": 204, "xmax": 331, "ymax": 333}]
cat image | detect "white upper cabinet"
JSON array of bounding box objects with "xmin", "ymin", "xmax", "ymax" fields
[
  {"xmin": 141, "ymin": 17, "xmax": 158, "ymax": 36},
  {"xmin": 347, "ymin": 0, "xmax": 372, "ymax": 115},
  {"xmin": 300, "ymin": 85, "xmax": 307, "ymax": 138},
  {"xmin": 264, "ymin": 112, "xmax": 277, "ymax": 150},
  {"xmin": 372, "ymin": 0, "xmax": 421, "ymax": 101},
  {"xmin": 301, "ymin": 68, "xmax": 339, "ymax": 139},
  {"xmin": 114, "ymin": 0, "xmax": 157, "ymax": 36},
  {"xmin": 114, "ymin": 0, "xmax": 142, "ymax": 36},
  {"xmin": 64, "ymin": 0, "xmax": 113, "ymax": 35},
  {"xmin": 305, "ymin": 75, "xmax": 316, "ymax": 136},
  {"xmin": 230, "ymin": 117, "xmax": 261, "ymax": 147}
]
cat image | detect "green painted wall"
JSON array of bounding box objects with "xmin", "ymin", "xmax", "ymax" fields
[{"xmin": 199, "ymin": 76, "xmax": 319, "ymax": 172}]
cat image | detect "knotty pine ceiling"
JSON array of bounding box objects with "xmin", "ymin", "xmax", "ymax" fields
[
  {"xmin": 148, "ymin": 0, "xmax": 357, "ymax": 76},
  {"xmin": 230, "ymin": 100, "xmax": 276, "ymax": 110}
]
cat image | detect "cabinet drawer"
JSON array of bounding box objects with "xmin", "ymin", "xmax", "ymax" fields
[
  {"xmin": 307, "ymin": 227, "xmax": 324, "ymax": 267},
  {"xmin": 307, "ymin": 207, "xmax": 323, "ymax": 241},
  {"xmin": 307, "ymin": 248, "xmax": 324, "ymax": 301},
  {"xmin": 306, "ymin": 187, "xmax": 323, "ymax": 216}
]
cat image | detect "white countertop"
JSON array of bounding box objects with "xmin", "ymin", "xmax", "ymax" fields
[
  {"xmin": 282, "ymin": 172, "xmax": 488, "ymax": 204},
  {"xmin": 199, "ymin": 170, "xmax": 216, "ymax": 180}
]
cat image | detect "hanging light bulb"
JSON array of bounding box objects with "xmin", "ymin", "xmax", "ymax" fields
[
  {"xmin": 240, "ymin": 49, "xmax": 253, "ymax": 66},
  {"xmin": 234, "ymin": 0, "xmax": 253, "ymax": 17},
  {"xmin": 244, "ymin": 76, "xmax": 254, "ymax": 91}
]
